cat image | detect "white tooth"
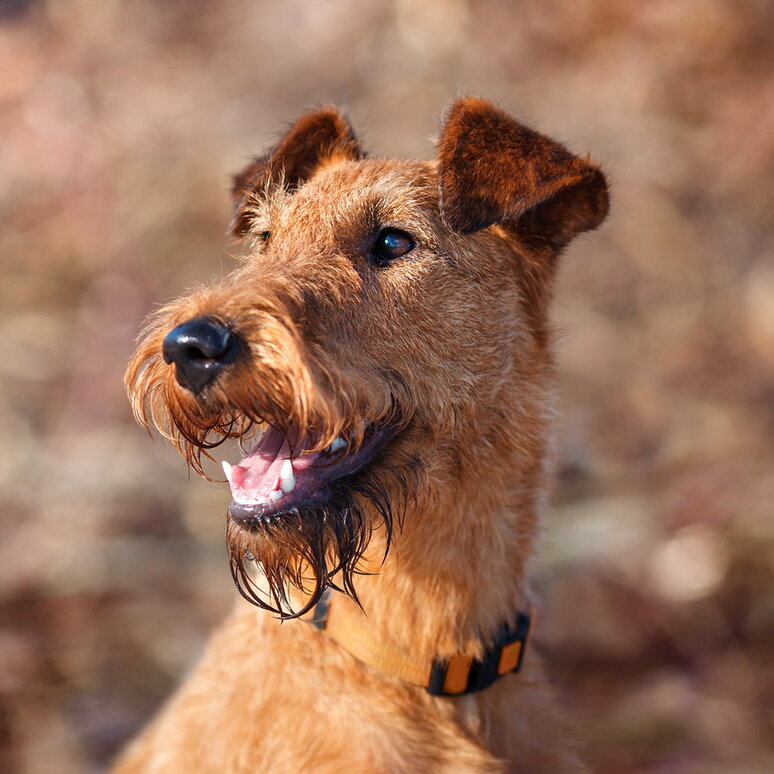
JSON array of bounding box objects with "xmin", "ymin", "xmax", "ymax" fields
[
  {"xmin": 221, "ymin": 461, "xmax": 233, "ymax": 483},
  {"xmin": 279, "ymin": 459, "xmax": 295, "ymax": 493},
  {"xmin": 269, "ymin": 489, "xmax": 283, "ymax": 502},
  {"xmin": 329, "ymin": 437, "xmax": 346, "ymax": 453}
]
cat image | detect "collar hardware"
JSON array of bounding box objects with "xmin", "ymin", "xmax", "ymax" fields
[
  {"xmin": 427, "ymin": 613, "xmax": 531, "ymax": 696},
  {"xmin": 309, "ymin": 591, "xmax": 332, "ymax": 631}
]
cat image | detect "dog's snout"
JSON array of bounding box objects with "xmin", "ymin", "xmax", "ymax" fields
[{"xmin": 162, "ymin": 317, "xmax": 235, "ymax": 393}]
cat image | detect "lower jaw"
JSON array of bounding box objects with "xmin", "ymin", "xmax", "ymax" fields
[{"xmin": 228, "ymin": 491, "xmax": 327, "ymax": 528}]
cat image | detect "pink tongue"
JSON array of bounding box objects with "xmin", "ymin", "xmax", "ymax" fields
[
  {"xmin": 230, "ymin": 426, "xmax": 287, "ymax": 494},
  {"xmin": 229, "ymin": 426, "xmax": 320, "ymax": 500}
]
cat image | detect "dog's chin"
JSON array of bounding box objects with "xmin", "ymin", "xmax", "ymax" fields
[
  {"xmin": 226, "ymin": 477, "xmax": 383, "ymax": 618},
  {"xmin": 225, "ymin": 424, "xmax": 406, "ymax": 618}
]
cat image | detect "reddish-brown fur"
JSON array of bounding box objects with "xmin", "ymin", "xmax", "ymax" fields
[{"xmin": 117, "ymin": 97, "xmax": 608, "ymax": 773}]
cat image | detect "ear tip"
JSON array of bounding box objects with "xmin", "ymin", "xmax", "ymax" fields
[
  {"xmin": 291, "ymin": 105, "xmax": 353, "ymax": 135},
  {"xmin": 448, "ymin": 95, "xmax": 494, "ymax": 112},
  {"xmin": 293, "ymin": 105, "xmax": 362, "ymax": 160},
  {"xmin": 444, "ymin": 95, "xmax": 501, "ymax": 127},
  {"xmin": 312, "ymin": 104, "xmax": 352, "ymax": 124}
]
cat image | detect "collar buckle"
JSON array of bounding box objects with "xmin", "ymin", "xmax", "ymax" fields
[{"xmin": 427, "ymin": 612, "xmax": 531, "ymax": 697}]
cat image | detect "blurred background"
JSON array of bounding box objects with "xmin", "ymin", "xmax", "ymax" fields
[{"xmin": 1, "ymin": 0, "xmax": 773, "ymax": 771}]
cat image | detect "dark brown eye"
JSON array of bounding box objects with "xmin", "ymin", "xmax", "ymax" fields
[{"xmin": 371, "ymin": 228, "xmax": 415, "ymax": 267}]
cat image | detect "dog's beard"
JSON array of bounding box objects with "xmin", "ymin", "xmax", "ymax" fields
[{"xmin": 226, "ymin": 466, "xmax": 407, "ymax": 619}]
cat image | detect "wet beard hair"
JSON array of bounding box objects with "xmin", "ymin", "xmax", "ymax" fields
[{"xmin": 226, "ymin": 464, "xmax": 411, "ymax": 619}]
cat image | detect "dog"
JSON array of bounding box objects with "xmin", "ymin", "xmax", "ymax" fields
[{"xmin": 115, "ymin": 97, "xmax": 608, "ymax": 773}]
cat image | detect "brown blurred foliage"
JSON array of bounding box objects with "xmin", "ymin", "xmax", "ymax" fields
[{"xmin": 1, "ymin": 1, "xmax": 773, "ymax": 772}]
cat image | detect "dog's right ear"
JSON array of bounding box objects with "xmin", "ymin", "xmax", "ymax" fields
[
  {"xmin": 438, "ymin": 97, "xmax": 609, "ymax": 251},
  {"xmin": 230, "ymin": 107, "xmax": 362, "ymax": 236}
]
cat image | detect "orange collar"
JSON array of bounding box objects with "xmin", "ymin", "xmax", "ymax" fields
[{"xmin": 304, "ymin": 589, "xmax": 532, "ymax": 696}]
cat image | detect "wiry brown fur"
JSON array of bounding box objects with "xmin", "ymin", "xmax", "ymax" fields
[{"xmin": 116, "ymin": 98, "xmax": 608, "ymax": 773}]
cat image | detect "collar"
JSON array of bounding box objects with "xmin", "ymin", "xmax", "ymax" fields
[{"xmin": 304, "ymin": 589, "xmax": 533, "ymax": 696}]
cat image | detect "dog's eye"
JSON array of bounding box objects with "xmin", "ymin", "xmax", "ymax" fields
[{"xmin": 371, "ymin": 228, "xmax": 415, "ymax": 267}]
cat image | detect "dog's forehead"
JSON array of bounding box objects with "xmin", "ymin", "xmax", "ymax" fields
[
  {"xmin": 319, "ymin": 157, "xmax": 435, "ymax": 187},
  {"xmin": 293, "ymin": 158, "xmax": 438, "ymax": 214},
  {"xmin": 262, "ymin": 158, "xmax": 442, "ymax": 248}
]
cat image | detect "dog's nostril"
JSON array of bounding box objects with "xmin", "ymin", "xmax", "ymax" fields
[
  {"xmin": 181, "ymin": 344, "xmax": 211, "ymax": 361},
  {"xmin": 177, "ymin": 340, "xmax": 226, "ymax": 362},
  {"xmin": 162, "ymin": 317, "xmax": 236, "ymax": 393}
]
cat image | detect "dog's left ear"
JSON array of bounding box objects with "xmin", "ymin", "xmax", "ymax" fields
[
  {"xmin": 231, "ymin": 107, "xmax": 362, "ymax": 235},
  {"xmin": 438, "ymin": 97, "xmax": 609, "ymax": 249}
]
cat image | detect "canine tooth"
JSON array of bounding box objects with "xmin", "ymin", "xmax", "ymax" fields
[
  {"xmin": 279, "ymin": 459, "xmax": 295, "ymax": 493},
  {"xmin": 329, "ymin": 436, "xmax": 346, "ymax": 453},
  {"xmin": 269, "ymin": 489, "xmax": 283, "ymax": 502},
  {"xmin": 221, "ymin": 461, "xmax": 233, "ymax": 483}
]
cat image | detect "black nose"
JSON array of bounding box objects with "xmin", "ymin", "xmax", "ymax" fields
[{"xmin": 162, "ymin": 317, "xmax": 236, "ymax": 393}]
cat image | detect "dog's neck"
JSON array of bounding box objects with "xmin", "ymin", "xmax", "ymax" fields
[
  {"xmin": 351, "ymin": 508, "xmax": 534, "ymax": 664},
  {"xmin": 347, "ymin": 414, "xmax": 552, "ymax": 662}
]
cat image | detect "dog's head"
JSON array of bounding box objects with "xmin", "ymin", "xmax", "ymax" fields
[{"xmin": 126, "ymin": 98, "xmax": 608, "ymax": 616}]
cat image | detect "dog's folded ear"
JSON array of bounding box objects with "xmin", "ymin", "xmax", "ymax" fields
[
  {"xmin": 231, "ymin": 107, "xmax": 362, "ymax": 235},
  {"xmin": 438, "ymin": 97, "xmax": 609, "ymax": 249}
]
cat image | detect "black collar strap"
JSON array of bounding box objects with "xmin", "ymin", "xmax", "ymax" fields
[{"xmin": 306, "ymin": 589, "xmax": 532, "ymax": 697}]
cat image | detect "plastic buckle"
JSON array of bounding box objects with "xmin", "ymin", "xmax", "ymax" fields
[
  {"xmin": 498, "ymin": 611, "xmax": 531, "ymax": 674},
  {"xmin": 426, "ymin": 612, "xmax": 531, "ymax": 697}
]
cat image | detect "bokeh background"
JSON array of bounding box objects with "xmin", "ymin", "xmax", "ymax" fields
[{"xmin": 2, "ymin": 0, "xmax": 774, "ymax": 772}]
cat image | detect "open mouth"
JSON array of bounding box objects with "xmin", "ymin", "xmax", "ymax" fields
[{"xmin": 223, "ymin": 422, "xmax": 395, "ymax": 525}]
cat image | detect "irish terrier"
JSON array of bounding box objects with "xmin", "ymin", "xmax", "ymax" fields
[{"xmin": 116, "ymin": 97, "xmax": 608, "ymax": 773}]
